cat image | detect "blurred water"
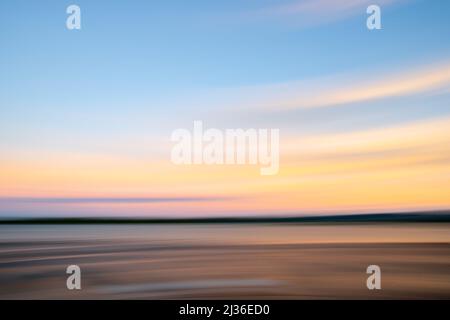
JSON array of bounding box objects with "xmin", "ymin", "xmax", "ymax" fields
[{"xmin": 0, "ymin": 223, "xmax": 449, "ymax": 299}]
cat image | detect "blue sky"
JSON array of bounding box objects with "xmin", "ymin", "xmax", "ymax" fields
[
  {"xmin": 1, "ymin": 1, "xmax": 450, "ymax": 133},
  {"xmin": 2, "ymin": 0, "xmax": 450, "ymax": 108}
]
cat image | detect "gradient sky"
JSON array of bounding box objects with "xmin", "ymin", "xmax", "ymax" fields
[{"xmin": 1, "ymin": 0, "xmax": 450, "ymax": 217}]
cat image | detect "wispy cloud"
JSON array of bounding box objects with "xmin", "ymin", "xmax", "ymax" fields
[
  {"xmin": 208, "ymin": 61, "xmax": 450, "ymax": 113},
  {"xmin": 283, "ymin": 116, "xmax": 450, "ymax": 163},
  {"xmin": 248, "ymin": 0, "xmax": 401, "ymax": 26},
  {"xmin": 0, "ymin": 196, "xmax": 233, "ymax": 204},
  {"xmin": 278, "ymin": 63, "xmax": 450, "ymax": 110}
]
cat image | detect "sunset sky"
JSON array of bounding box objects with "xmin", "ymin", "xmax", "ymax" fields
[{"xmin": 1, "ymin": 0, "xmax": 450, "ymax": 217}]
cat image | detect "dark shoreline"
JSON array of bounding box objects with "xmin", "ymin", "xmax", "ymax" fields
[{"xmin": 1, "ymin": 211, "xmax": 450, "ymax": 224}]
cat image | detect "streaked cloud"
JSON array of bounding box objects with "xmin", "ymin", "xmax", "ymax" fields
[
  {"xmin": 1, "ymin": 116, "xmax": 449, "ymax": 216},
  {"xmin": 248, "ymin": 0, "xmax": 401, "ymax": 26},
  {"xmin": 207, "ymin": 61, "xmax": 450, "ymax": 113},
  {"xmin": 283, "ymin": 116, "xmax": 450, "ymax": 158},
  {"xmin": 0, "ymin": 196, "xmax": 233, "ymax": 204}
]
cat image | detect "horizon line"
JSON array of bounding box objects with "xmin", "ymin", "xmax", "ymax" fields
[{"xmin": 1, "ymin": 210, "xmax": 450, "ymax": 224}]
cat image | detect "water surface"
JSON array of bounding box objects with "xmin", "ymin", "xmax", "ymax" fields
[{"xmin": 0, "ymin": 223, "xmax": 449, "ymax": 299}]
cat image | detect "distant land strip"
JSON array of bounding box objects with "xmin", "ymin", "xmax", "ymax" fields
[{"xmin": 1, "ymin": 212, "xmax": 450, "ymax": 224}]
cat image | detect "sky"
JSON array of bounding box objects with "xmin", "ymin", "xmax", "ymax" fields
[{"xmin": 1, "ymin": 0, "xmax": 450, "ymax": 217}]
